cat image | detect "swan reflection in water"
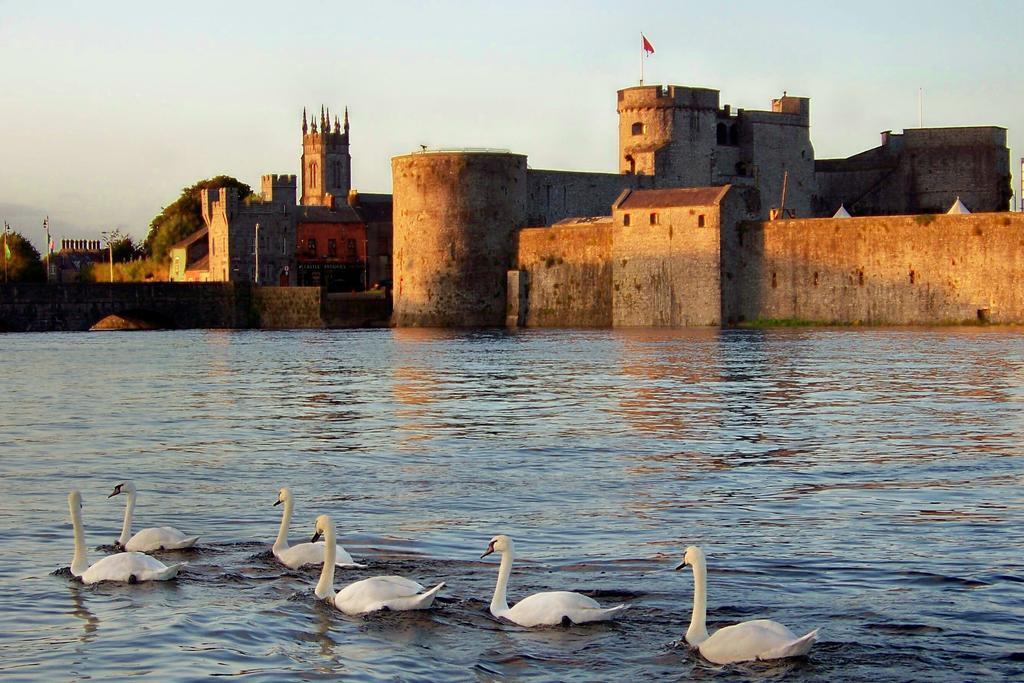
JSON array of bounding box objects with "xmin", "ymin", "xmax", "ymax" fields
[{"xmin": 68, "ymin": 584, "xmax": 99, "ymax": 644}]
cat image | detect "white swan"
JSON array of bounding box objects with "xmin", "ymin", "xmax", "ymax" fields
[
  {"xmin": 273, "ymin": 487, "xmax": 361, "ymax": 569},
  {"xmin": 676, "ymin": 546, "xmax": 819, "ymax": 665},
  {"xmin": 481, "ymin": 535, "xmax": 627, "ymax": 627},
  {"xmin": 108, "ymin": 481, "xmax": 199, "ymax": 552},
  {"xmin": 312, "ymin": 514, "xmax": 445, "ymax": 615},
  {"xmin": 68, "ymin": 490, "xmax": 184, "ymax": 584}
]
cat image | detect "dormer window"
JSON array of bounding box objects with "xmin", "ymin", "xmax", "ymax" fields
[{"xmin": 631, "ymin": 122, "xmax": 644, "ymax": 136}]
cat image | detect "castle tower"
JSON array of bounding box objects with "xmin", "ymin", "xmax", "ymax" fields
[
  {"xmin": 617, "ymin": 85, "xmax": 722, "ymax": 185},
  {"xmin": 301, "ymin": 105, "xmax": 351, "ymax": 207}
]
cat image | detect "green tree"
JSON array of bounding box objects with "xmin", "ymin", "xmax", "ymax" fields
[
  {"xmin": 143, "ymin": 175, "xmax": 254, "ymax": 262},
  {"xmin": 2, "ymin": 230, "xmax": 46, "ymax": 282},
  {"xmin": 106, "ymin": 229, "xmax": 144, "ymax": 263}
]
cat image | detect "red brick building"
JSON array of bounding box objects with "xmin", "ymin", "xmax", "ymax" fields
[{"xmin": 295, "ymin": 205, "xmax": 367, "ymax": 291}]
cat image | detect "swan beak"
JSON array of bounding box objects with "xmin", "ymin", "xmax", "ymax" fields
[
  {"xmin": 273, "ymin": 499, "xmax": 282, "ymax": 506},
  {"xmin": 310, "ymin": 530, "xmax": 323, "ymax": 543},
  {"xmin": 108, "ymin": 485, "xmax": 122, "ymax": 498},
  {"xmin": 481, "ymin": 542, "xmax": 495, "ymax": 559},
  {"xmin": 674, "ymin": 561, "xmax": 687, "ymax": 571}
]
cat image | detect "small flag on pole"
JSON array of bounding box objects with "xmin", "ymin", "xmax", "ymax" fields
[
  {"xmin": 4, "ymin": 238, "xmax": 10, "ymax": 261},
  {"xmin": 642, "ymin": 34, "xmax": 655, "ymax": 55}
]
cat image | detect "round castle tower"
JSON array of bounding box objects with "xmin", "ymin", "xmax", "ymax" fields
[
  {"xmin": 391, "ymin": 151, "xmax": 527, "ymax": 327},
  {"xmin": 617, "ymin": 85, "xmax": 721, "ymax": 186}
]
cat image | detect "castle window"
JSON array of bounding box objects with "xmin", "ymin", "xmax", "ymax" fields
[
  {"xmin": 307, "ymin": 238, "xmax": 317, "ymax": 256},
  {"xmin": 649, "ymin": 212, "xmax": 659, "ymax": 225},
  {"xmin": 698, "ymin": 214, "xmax": 706, "ymax": 227},
  {"xmin": 631, "ymin": 122, "xmax": 644, "ymax": 136},
  {"xmin": 729, "ymin": 125, "xmax": 739, "ymax": 146},
  {"xmin": 623, "ymin": 213, "xmax": 631, "ymax": 227},
  {"xmin": 625, "ymin": 154, "xmax": 636, "ymax": 174},
  {"xmin": 328, "ymin": 239, "xmax": 337, "ymax": 257},
  {"xmin": 716, "ymin": 123, "xmax": 728, "ymax": 145}
]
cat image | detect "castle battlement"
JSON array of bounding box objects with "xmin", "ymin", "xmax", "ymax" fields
[{"xmin": 617, "ymin": 85, "xmax": 720, "ymax": 112}]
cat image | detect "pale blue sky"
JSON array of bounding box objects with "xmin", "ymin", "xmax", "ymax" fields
[{"xmin": 0, "ymin": 0, "xmax": 1020, "ymax": 246}]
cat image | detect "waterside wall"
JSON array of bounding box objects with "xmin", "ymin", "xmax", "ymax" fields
[
  {"xmin": 0, "ymin": 284, "xmax": 391, "ymax": 332},
  {"xmin": 724, "ymin": 212, "xmax": 1024, "ymax": 324}
]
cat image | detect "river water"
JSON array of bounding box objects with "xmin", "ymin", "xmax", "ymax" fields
[{"xmin": 0, "ymin": 328, "xmax": 1021, "ymax": 681}]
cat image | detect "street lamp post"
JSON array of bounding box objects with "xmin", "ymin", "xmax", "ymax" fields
[
  {"xmin": 254, "ymin": 222, "xmax": 260, "ymax": 285},
  {"xmin": 101, "ymin": 231, "xmax": 113, "ymax": 282}
]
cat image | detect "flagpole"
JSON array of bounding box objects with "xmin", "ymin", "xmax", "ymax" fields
[
  {"xmin": 640, "ymin": 33, "xmax": 644, "ymax": 85},
  {"xmin": 3, "ymin": 222, "xmax": 8, "ymax": 284},
  {"xmin": 44, "ymin": 216, "xmax": 50, "ymax": 283}
]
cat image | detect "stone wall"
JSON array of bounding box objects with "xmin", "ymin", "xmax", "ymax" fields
[
  {"xmin": 252, "ymin": 286, "xmax": 323, "ymax": 328},
  {"xmin": 724, "ymin": 212, "xmax": 1024, "ymax": 324},
  {"xmin": 0, "ymin": 283, "xmax": 392, "ymax": 332},
  {"xmin": 525, "ymin": 170, "xmax": 636, "ymax": 227},
  {"xmin": 514, "ymin": 222, "xmax": 614, "ymax": 327}
]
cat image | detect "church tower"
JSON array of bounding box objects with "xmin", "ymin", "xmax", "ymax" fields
[{"xmin": 300, "ymin": 105, "xmax": 351, "ymax": 207}]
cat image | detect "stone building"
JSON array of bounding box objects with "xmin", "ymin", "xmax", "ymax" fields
[
  {"xmin": 201, "ymin": 174, "xmax": 297, "ymax": 285},
  {"xmin": 814, "ymin": 126, "xmax": 1011, "ymax": 216}
]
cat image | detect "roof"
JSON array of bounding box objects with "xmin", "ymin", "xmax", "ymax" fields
[
  {"xmin": 552, "ymin": 216, "xmax": 613, "ymax": 227},
  {"xmin": 186, "ymin": 255, "xmax": 209, "ymax": 272},
  {"xmin": 349, "ymin": 192, "xmax": 393, "ymax": 223},
  {"xmin": 170, "ymin": 226, "xmax": 208, "ymax": 250},
  {"xmin": 297, "ymin": 204, "xmax": 362, "ymax": 224},
  {"xmin": 615, "ymin": 186, "xmax": 730, "ymax": 210}
]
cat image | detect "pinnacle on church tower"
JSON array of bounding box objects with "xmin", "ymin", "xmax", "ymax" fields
[
  {"xmin": 302, "ymin": 107, "xmax": 308, "ymax": 135},
  {"xmin": 344, "ymin": 106, "xmax": 349, "ymax": 135}
]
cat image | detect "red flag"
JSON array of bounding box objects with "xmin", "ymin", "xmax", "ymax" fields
[{"xmin": 642, "ymin": 34, "xmax": 654, "ymax": 55}]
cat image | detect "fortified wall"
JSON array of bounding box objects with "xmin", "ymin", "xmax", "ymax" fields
[{"xmin": 723, "ymin": 212, "xmax": 1024, "ymax": 325}]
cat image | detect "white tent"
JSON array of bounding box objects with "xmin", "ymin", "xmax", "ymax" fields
[
  {"xmin": 833, "ymin": 204, "xmax": 852, "ymax": 218},
  {"xmin": 947, "ymin": 197, "xmax": 971, "ymax": 214}
]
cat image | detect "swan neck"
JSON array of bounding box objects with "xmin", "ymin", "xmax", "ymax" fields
[
  {"xmin": 274, "ymin": 496, "xmax": 292, "ymax": 551},
  {"xmin": 70, "ymin": 501, "xmax": 88, "ymax": 577},
  {"xmin": 118, "ymin": 491, "xmax": 136, "ymax": 546},
  {"xmin": 490, "ymin": 546, "xmax": 513, "ymax": 616},
  {"xmin": 686, "ymin": 557, "xmax": 710, "ymax": 645},
  {"xmin": 314, "ymin": 523, "xmax": 336, "ymax": 601}
]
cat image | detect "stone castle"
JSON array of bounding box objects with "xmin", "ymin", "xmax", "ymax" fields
[
  {"xmin": 192, "ymin": 80, "xmax": 1015, "ymax": 327},
  {"xmin": 391, "ymin": 83, "xmax": 1012, "ymax": 327}
]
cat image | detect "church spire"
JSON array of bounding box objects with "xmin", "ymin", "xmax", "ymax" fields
[
  {"xmin": 344, "ymin": 106, "xmax": 349, "ymax": 135},
  {"xmin": 302, "ymin": 107, "xmax": 308, "ymax": 135}
]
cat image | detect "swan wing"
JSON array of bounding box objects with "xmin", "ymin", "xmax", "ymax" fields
[
  {"xmin": 505, "ymin": 591, "xmax": 623, "ymax": 627},
  {"xmin": 81, "ymin": 551, "xmax": 183, "ymax": 584},
  {"xmin": 698, "ymin": 620, "xmax": 810, "ymax": 665},
  {"xmin": 125, "ymin": 526, "xmax": 198, "ymax": 552},
  {"xmin": 757, "ymin": 628, "xmax": 819, "ymax": 661},
  {"xmin": 274, "ymin": 541, "xmax": 360, "ymax": 569},
  {"xmin": 334, "ymin": 576, "xmax": 428, "ymax": 615}
]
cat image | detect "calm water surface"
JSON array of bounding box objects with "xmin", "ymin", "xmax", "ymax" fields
[{"xmin": 0, "ymin": 328, "xmax": 1022, "ymax": 681}]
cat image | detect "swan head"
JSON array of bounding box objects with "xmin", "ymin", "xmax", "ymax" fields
[
  {"xmin": 311, "ymin": 514, "xmax": 333, "ymax": 543},
  {"xmin": 274, "ymin": 487, "xmax": 292, "ymax": 507},
  {"xmin": 481, "ymin": 534, "xmax": 513, "ymax": 558},
  {"xmin": 674, "ymin": 545, "xmax": 705, "ymax": 571},
  {"xmin": 107, "ymin": 481, "xmax": 136, "ymax": 498},
  {"xmin": 68, "ymin": 489, "xmax": 83, "ymax": 509}
]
